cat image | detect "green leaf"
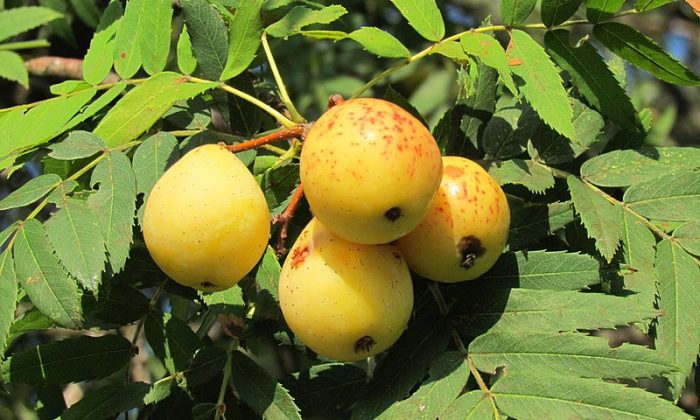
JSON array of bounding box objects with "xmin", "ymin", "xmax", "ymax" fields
[
  {"xmin": 501, "ymin": 0, "xmax": 537, "ymax": 26},
  {"xmin": 460, "ymin": 32, "xmax": 518, "ymax": 96},
  {"xmin": 384, "ymin": 85, "xmax": 428, "ymax": 127},
  {"xmin": 540, "ymin": 0, "xmax": 583, "ymax": 27},
  {"xmin": 112, "ymin": 0, "xmax": 149, "ymax": 78},
  {"xmin": 673, "ymin": 221, "xmax": 700, "ymax": 257},
  {"xmin": 457, "ymin": 63, "xmax": 498, "ymax": 154},
  {"xmin": 227, "ymin": 73, "xmax": 263, "ymax": 136},
  {"xmin": 430, "ymin": 41, "xmax": 469, "ymax": 62},
  {"xmin": 594, "ymin": 22, "xmax": 700, "ymax": 86},
  {"xmin": 470, "ymin": 331, "xmax": 677, "ymax": 379},
  {"xmin": 286, "ymin": 364, "xmax": 366, "ymax": 418},
  {"xmin": 47, "ymin": 180, "xmax": 79, "ymax": 205},
  {"xmin": 346, "ymin": 27, "xmax": 410, "ymax": 58},
  {"xmin": 655, "ymin": 240, "xmax": 700, "ymax": 400},
  {"xmin": 86, "ymin": 151, "xmax": 137, "ymax": 274},
  {"xmin": 132, "ymin": 131, "xmax": 179, "ymax": 197},
  {"xmin": 64, "ymin": 83, "xmax": 127, "ymax": 130},
  {"xmin": 440, "ymin": 390, "xmax": 494, "ymax": 420},
  {"xmin": 50, "ymin": 80, "xmax": 92, "ymax": 95},
  {"xmin": 221, "ymin": 0, "xmax": 262, "ymax": 80},
  {"xmin": 69, "ymin": 0, "xmax": 101, "ymax": 28},
  {"xmin": 491, "ymin": 373, "xmax": 691, "ymax": 419},
  {"xmin": 508, "ymin": 30, "xmax": 575, "ymax": 139},
  {"xmin": 378, "ymin": 352, "xmax": 469, "ymax": 420},
  {"xmin": 230, "ymin": 351, "xmax": 302, "ymax": 419},
  {"xmin": 182, "ymin": 0, "xmax": 228, "ymax": 80},
  {"xmin": 527, "ymin": 97, "xmax": 604, "ymax": 164},
  {"xmin": 389, "ymin": 0, "xmax": 444, "ymax": 42},
  {"xmin": 61, "ymin": 382, "xmax": 149, "ymax": 420},
  {"xmin": 635, "ymin": 0, "xmax": 676, "ymax": 12},
  {"xmin": 621, "ymin": 212, "xmax": 657, "ymax": 332},
  {"xmin": 0, "ymin": 222, "xmax": 20, "ymax": 249},
  {"xmin": 482, "ymin": 96, "xmax": 539, "ymax": 159},
  {"xmin": 481, "ymin": 250, "xmax": 601, "ymax": 290},
  {"xmin": 185, "ymin": 346, "xmax": 227, "ymax": 388},
  {"xmin": 624, "ymin": 170, "xmax": 700, "ymax": 222},
  {"xmin": 7, "ymin": 309, "xmax": 54, "ymax": 349},
  {"xmin": 13, "ymin": 219, "xmax": 82, "ymax": 329},
  {"xmin": 145, "ymin": 312, "xmax": 203, "ymax": 374},
  {"xmin": 567, "ymin": 176, "xmax": 622, "ymax": 262},
  {"xmin": 2, "ymin": 335, "xmax": 132, "ymax": 384},
  {"xmin": 87, "ymin": 284, "xmax": 149, "ymax": 326},
  {"xmin": 508, "ymin": 201, "xmax": 575, "ymax": 249},
  {"xmin": 258, "ymin": 164, "xmax": 300, "ymax": 216},
  {"xmin": 141, "ymin": 0, "xmax": 173, "ymax": 75},
  {"xmin": 581, "ymin": 146, "xmax": 700, "ymax": 187},
  {"xmin": 0, "ymin": 251, "xmax": 18, "ymax": 356},
  {"xmin": 586, "ymin": 0, "xmax": 624, "ymax": 23},
  {"xmin": 351, "ymin": 312, "xmax": 451, "ymax": 419},
  {"xmin": 0, "ymin": 89, "xmax": 96, "ymax": 170},
  {"xmin": 485, "ymin": 159, "xmax": 555, "ymax": 194},
  {"xmin": 83, "ymin": 0, "xmax": 122, "ymax": 85},
  {"xmin": 255, "ymin": 246, "xmax": 281, "ymax": 301},
  {"xmin": 0, "ymin": 51, "xmax": 28, "ymax": 87},
  {"xmin": 299, "ymin": 29, "xmax": 348, "ymax": 40},
  {"xmin": 45, "ymin": 198, "xmax": 106, "ymax": 292},
  {"xmin": 0, "ymin": 6, "xmax": 62, "ymax": 42},
  {"xmin": 0, "ymin": 174, "xmax": 61, "ymax": 210},
  {"xmin": 177, "ymin": 25, "xmax": 197, "ymax": 75},
  {"xmin": 48, "ymin": 131, "xmax": 106, "ymax": 160},
  {"xmin": 143, "ymin": 375, "xmax": 178, "ymax": 405},
  {"xmin": 94, "ymin": 72, "xmax": 216, "ymax": 148},
  {"xmin": 202, "ymin": 285, "xmax": 245, "ymax": 316},
  {"xmin": 266, "ymin": 5, "xmax": 347, "ymax": 38},
  {"xmin": 452, "ymin": 288, "xmax": 658, "ymax": 335}
]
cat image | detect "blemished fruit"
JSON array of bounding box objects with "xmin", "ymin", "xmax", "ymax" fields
[
  {"xmin": 279, "ymin": 218, "xmax": 414, "ymax": 361},
  {"xmin": 398, "ymin": 156, "xmax": 510, "ymax": 282},
  {"xmin": 142, "ymin": 144, "xmax": 270, "ymax": 291},
  {"xmin": 300, "ymin": 98, "xmax": 443, "ymax": 245}
]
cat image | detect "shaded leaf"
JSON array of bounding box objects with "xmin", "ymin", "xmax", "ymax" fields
[
  {"xmin": 221, "ymin": 0, "xmax": 263, "ymax": 80},
  {"xmin": 485, "ymin": 159, "xmax": 555, "ymax": 194},
  {"xmin": 182, "ymin": 0, "xmax": 228, "ymax": 79},
  {"xmin": 635, "ymin": 0, "xmax": 677, "ymax": 12},
  {"xmin": 45, "ymin": 198, "xmax": 106, "ymax": 292},
  {"xmin": 13, "ymin": 219, "xmax": 82, "ymax": 329},
  {"xmin": 440, "ymin": 390, "xmax": 494, "ymax": 420},
  {"xmin": 48, "ymin": 131, "xmax": 106, "ymax": 160},
  {"xmin": 457, "ymin": 63, "xmax": 498, "ymax": 154},
  {"xmin": 94, "ymin": 72, "xmax": 217, "ymax": 148},
  {"xmin": 266, "ymin": 5, "xmax": 347, "ymax": 38},
  {"xmin": 86, "ymin": 151, "xmax": 137, "ymax": 274},
  {"xmin": 6, "ymin": 309, "xmax": 53, "ymax": 349},
  {"xmin": 624, "ymin": 170, "xmax": 700, "ymax": 222},
  {"xmin": 586, "ymin": 0, "xmax": 624, "ymax": 23},
  {"xmin": 594, "ymin": 22, "xmax": 700, "ymax": 86},
  {"xmin": 655, "ymin": 240, "xmax": 700, "ymax": 400},
  {"xmin": 581, "ymin": 146, "xmax": 700, "ymax": 187},
  {"xmin": 540, "ymin": 0, "xmax": 583, "ymax": 27},
  {"xmin": 0, "ymin": 251, "xmax": 18, "ymax": 356},
  {"xmin": 491, "ymin": 373, "xmax": 691, "ymax": 419},
  {"xmin": 501, "ymin": 0, "xmax": 537, "ymax": 26},
  {"xmin": 389, "ymin": 0, "xmax": 444, "ymax": 41},
  {"xmin": 347, "ymin": 27, "xmax": 410, "ymax": 58},
  {"xmin": 2, "ymin": 335, "xmax": 131, "ymax": 384},
  {"xmin": 508, "ymin": 201, "xmax": 575, "ymax": 249},
  {"xmin": 482, "ymin": 96, "xmax": 539, "ymax": 159},
  {"xmin": 230, "ymin": 351, "xmax": 302, "ymax": 419},
  {"xmin": 481, "ymin": 250, "xmax": 601, "ymax": 290},
  {"xmin": 83, "ymin": 0, "xmax": 122, "ymax": 85},
  {"xmin": 255, "ymin": 246, "xmax": 281, "ymax": 301},
  {"xmin": 470, "ymin": 331, "xmax": 677, "ymax": 379},
  {"xmin": 0, "ymin": 174, "xmax": 60, "ymax": 210},
  {"xmin": 508, "ymin": 30, "xmax": 574, "ymax": 138},
  {"xmin": 567, "ymin": 176, "xmax": 622, "ymax": 262},
  {"xmin": 185, "ymin": 347, "xmax": 227, "ymax": 388},
  {"xmin": 62, "ymin": 382, "xmax": 149, "ymax": 420},
  {"xmin": 384, "ymin": 85, "xmax": 428, "ymax": 127},
  {"xmin": 145, "ymin": 312, "xmax": 203, "ymax": 374},
  {"xmin": 286, "ymin": 364, "xmax": 366, "ymax": 418}
]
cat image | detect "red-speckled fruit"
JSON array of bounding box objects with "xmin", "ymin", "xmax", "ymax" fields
[
  {"xmin": 279, "ymin": 218, "xmax": 413, "ymax": 362},
  {"xmin": 398, "ymin": 156, "xmax": 510, "ymax": 282},
  {"xmin": 300, "ymin": 98, "xmax": 443, "ymax": 244}
]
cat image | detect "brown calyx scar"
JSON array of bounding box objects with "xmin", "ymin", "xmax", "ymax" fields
[
  {"xmin": 384, "ymin": 207, "xmax": 402, "ymax": 221},
  {"xmin": 354, "ymin": 335, "xmax": 376, "ymax": 353},
  {"xmin": 200, "ymin": 281, "xmax": 216, "ymax": 289},
  {"xmin": 458, "ymin": 235, "xmax": 486, "ymax": 269}
]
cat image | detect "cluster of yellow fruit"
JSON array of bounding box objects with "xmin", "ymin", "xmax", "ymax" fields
[{"xmin": 142, "ymin": 98, "xmax": 510, "ymax": 362}]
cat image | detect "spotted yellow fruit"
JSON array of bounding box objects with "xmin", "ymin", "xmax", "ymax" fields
[
  {"xmin": 279, "ymin": 218, "xmax": 413, "ymax": 361},
  {"xmin": 300, "ymin": 98, "xmax": 442, "ymax": 244},
  {"xmin": 398, "ymin": 156, "xmax": 510, "ymax": 282},
  {"xmin": 143, "ymin": 144, "xmax": 270, "ymax": 291}
]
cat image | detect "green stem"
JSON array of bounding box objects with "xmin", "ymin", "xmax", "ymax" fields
[
  {"xmin": 188, "ymin": 76, "xmax": 296, "ymax": 128},
  {"xmin": 351, "ymin": 9, "xmax": 641, "ymax": 98},
  {"xmin": 215, "ymin": 341, "xmax": 238, "ymax": 420},
  {"xmin": 261, "ymin": 33, "xmax": 305, "ymax": 123},
  {"xmin": 0, "ymin": 39, "xmax": 50, "ymax": 51},
  {"xmin": 428, "ymin": 282, "xmax": 450, "ymax": 316},
  {"xmin": 467, "ymin": 356, "xmax": 502, "ymax": 420}
]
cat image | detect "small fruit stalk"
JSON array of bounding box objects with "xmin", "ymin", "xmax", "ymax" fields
[
  {"xmin": 398, "ymin": 156, "xmax": 510, "ymax": 282},
  {"xmin": 279, "ymin": 218, "xmax": 414, "ymax": 362},
  {"xmin": 300, "ymin": 98, "xmax": 443, "ymax": 245},
  {"xmin": 142, "ymin": 144, "xmax": 271, "ymax": 291}
]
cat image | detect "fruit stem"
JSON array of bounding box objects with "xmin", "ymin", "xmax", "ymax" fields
[
  {"xmin": 327, "ymin": 94, "xmax": 345, "ymax": 109},
  {"xmin": 215, "ymin": 340, "xmax": 238, "ymax": 420},
  {"xmin": 273, "ymin": 184, "xmax": 305, "ymax": 257},
  {"xmin": 428, "ymin": 282, "xmax": 450, "ymax": 316},
  {"xmin": 261, "ymin": 33, "xmax": 305, "ymax": 123},
  {"xmin": 223, "ymin": 125, "xmax": 306, "ymax": 153}
]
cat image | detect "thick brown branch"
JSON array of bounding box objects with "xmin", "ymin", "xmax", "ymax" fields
[
  {"xmin": 25, "ymin": 56, "xmax": 120, "ymax": 83},
  {"xmin": 273, "ymin": 184, "xmax": 305, "ymax": 257}
]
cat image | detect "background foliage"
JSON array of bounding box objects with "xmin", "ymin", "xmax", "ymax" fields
[{"xmin": 0, "ymin": 0, "xmax": 700, "ymax": 418}]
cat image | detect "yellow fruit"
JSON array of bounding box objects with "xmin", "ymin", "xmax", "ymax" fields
[
  {"xmin": 143, "ymin": 144, "xmax": 270, "ymax": 291},
  {"xmin": 279, "ymin": 218, "xmax": 413, "ymax": 361},
  {"xmin": 300, "ymin": 98, "xmax": 442, "ymax": 244},
  {"xmin": 398, "ymin": 156, "xmax": 510, "ymax": 282}
]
